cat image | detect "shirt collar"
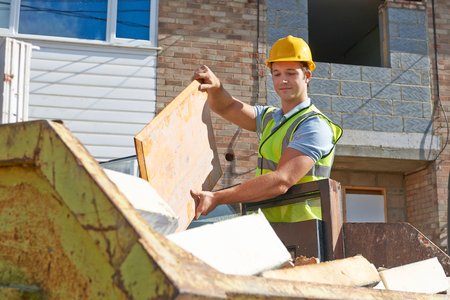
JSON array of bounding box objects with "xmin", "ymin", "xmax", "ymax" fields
[{"xmin": 273, "ymin": 98, "xmax": 311, "ymax": 125}]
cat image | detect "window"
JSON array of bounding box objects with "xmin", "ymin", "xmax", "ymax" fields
[
  {"xmin": 19, "ymin": 0, "xmax": 108, "ymax": 40},
  {"xmin": 116, "ymin": 0, "xmax": 150, "ymax": 40},
  {"xmin": 0, "ymin": 0, "xmax": 158, "ymax": 46},
  {"xmin": 343, "ymin": 187, "xmax": 386, "ymax": 222},
  {"xmin": 308, "ymin": 0, "xmax": 383, "ymax": 67},
  {"xmin": 0, "ymin": 0, "xmax": 11, "ymax": 28}
]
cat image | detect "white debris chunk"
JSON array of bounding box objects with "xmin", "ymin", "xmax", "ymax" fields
[
  {"xmin": 104, "ymin": 169, "xmax": 178, "ymax": 235},
  {"xmin": 167, "ymin": 211, "xmax": 291, "ymax": 276},
  {"xmin": 379, "ymin": 257, "xmax": 448, "ymax": 294}
]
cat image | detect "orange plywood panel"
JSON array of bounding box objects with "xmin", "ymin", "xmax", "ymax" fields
[{"xmin": 134, "ymin": 81, "xmax": 222, "ymax": 231}]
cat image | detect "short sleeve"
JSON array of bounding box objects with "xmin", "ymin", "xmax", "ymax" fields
[
  {"xmin": 254, "ymin": 104, "xmax": 270, "ymax": 137},
  {"xmin": 287, "ymin": 116, "xmax": 334, "ymax": 162}
]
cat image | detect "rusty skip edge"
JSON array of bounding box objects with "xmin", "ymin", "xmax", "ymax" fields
[
  {"xmin": 18, "ymin": 120, "xmax": 230, "ymax": 298},
  {"xmin": 0, "ymin": 120, "xmax": 447, "ymax": 300}
]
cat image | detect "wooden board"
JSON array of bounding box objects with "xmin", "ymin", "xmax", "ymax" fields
[
  {"xmin": 261, "ymin": 255, "xmax": 380, "ymax": 287},
  {"xmin": 134, "ymin": 81, "xmax": 222, "ymax": 231}
]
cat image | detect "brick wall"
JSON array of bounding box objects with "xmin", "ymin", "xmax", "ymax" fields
[
  {"xmin": 155, "ymin": 0, "xmax": 448, "ymax": 248},
  {"xmin": 332, "ymin": 170, "xmax": 406, "ymax": 222},
  {"xmin": 157, "ymin": 0, "xmax": 266, "ymax": 189},
  {"xmin": 265, "ymin": 0, "xmax": 445, "ymax": 245},
  {"xmin": 404, "ymin": 164, "xmax": 440, "ymax": 242},
  {"xmin": 426, "ymin": 0, "xmax": 450, "ymax": 248},
  {"xmin": 378, "ymin": 0, "xmax": 449, "ymax": 248}
]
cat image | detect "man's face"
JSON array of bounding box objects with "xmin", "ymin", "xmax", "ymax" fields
[{"xmin": 271, "ymin": 61, "xmax": 310, "ymax": 103}]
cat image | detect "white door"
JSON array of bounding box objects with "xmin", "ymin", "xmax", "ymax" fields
[{"xmin": 0, "ymin": 37, "xmax": 32, "ymax": 124}]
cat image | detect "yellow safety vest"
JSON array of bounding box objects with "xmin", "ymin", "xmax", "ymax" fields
[{"xmin": 256, "ymin": 104, "xmax": 342, "ymax": 223}]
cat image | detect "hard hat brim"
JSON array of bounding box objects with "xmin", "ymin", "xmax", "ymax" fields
[{"xmin": 266, "ymin": 59, "xmax": 316, "ymax": 72}]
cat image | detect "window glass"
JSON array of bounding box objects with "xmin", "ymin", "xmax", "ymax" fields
[
  {"xmin": 116, "ymin": 0, "xmax": 150, "ymax": 40},
  {"xmin": 0, "ymin": 0, "xmax": 11, "ymax": 28},
  {"xmin": 19, "ymin": 0, "xmax": 108, "ymax": 40},
  {"xmin": 345, "ymin": 193, "xmax": 385, "ymax": 223}
]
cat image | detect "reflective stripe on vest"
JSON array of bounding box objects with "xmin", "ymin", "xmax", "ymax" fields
[
  {"xmin": 257, "ymin": 157, "xmax": 332, "ymax": 177},
  {"xmin": 256, "ymin": 104, "xmax": 342, "ymax": 223}
]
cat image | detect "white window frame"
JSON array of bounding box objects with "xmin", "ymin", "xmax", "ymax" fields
[{"xmin": 1, "ymin": 0, "xmax": 159, "ymax": 48}]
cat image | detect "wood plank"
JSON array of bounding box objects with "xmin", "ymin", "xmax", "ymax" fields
[
  {"xmin": 134, "ymin": 80, "xmax": 222, "ymax": 231},
  {"xmin": 328, "ymin": 179, "xmax": 344, "ymax": 259},
  {"xmin": 261, "ymin": 255, "xmax": 381, "ymax": 287}
]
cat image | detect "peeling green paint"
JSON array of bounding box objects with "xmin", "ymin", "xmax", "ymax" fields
[
  {"xmin": 0, "ymin": 121, "xmax": 175, "ymax": 299},
  {"xmin": 119, "ymin": 243, "xmax": 176, "ymax": 299}
]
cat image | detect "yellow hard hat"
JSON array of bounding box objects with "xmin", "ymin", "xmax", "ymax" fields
[{"xmin": 266, "ymin": 35, "xmax": 316, "ymax": 71}]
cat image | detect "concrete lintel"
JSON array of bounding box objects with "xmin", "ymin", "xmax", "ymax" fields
[{"xmin": 336, "ymin": 129, "xmax": 441, "ymax": 161}]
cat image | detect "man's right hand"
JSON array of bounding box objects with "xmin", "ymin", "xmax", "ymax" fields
[
  {"xmin": 192, "ymin": 64, "xmax": 257, "ymax": 132},
  {"xmin": 192, "ymin": 65, "xmax": 221, "ymax": 93}
]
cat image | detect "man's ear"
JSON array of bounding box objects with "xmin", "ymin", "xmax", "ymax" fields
[
  {"xmin": 304, "ymin": 69, "xmax": 312, "ymax": 79},
  {"xmin": 304, "ymin": 69, "xmax": 312, "ymax": 84}
]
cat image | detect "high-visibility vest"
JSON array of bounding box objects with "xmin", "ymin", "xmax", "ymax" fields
[{"xmin": 256, "ymin": 104, "xmax": 342, "ymax": 223}]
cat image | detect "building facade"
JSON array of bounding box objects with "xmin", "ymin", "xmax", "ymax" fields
[
  {"xmin": 0, "ymin": 0, "xmax": 160, "ymax": 161},
  {"xmin": 157, "ymin": 0, "xmax": 449, "ymax": 250},
  {"xmin": 0, "ymin": 0, "xmax": 448, "ymax": 249}
]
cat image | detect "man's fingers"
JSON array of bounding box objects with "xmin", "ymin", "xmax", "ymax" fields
[
  {"xmin": 192, "ymin": 65, "xmax": 213, "ymax": 85},
  {"xmin": 195, "ymin": 207, "xmax": 202, "ymax": 220},
  {"xmin": 190, "ymin": 189, "xmax": 199, "ymax": 206},
  {"xmin": 192, "ymin": 66, "xmax": 209, "ymax": 79},
  {"xmin": 190, "ymin": 189, "xmax": 203, "ymax": 220},
  {"xmin": 198, "ymin": 83, "xmax": 214, "ymax": 91}
]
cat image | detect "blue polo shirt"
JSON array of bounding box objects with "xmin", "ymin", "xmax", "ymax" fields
[{"xmin": 254, "ymin": 98, "xmax": 334, "ymax": 162}]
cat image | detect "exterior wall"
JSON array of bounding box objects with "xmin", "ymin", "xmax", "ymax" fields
[
  {"xmin": 331, "ymin": 170, "xmax": 406, "ymax": 223},
  {"xmin": 26, "ymin": 41, "xmax": 157, "ymax": 161},
  {"xmin": 266, "ymin": 0, "xmax": 308, "ymax": 45},
  {"xmin": 426, "ymin": 0, "xmax": 450, "ymax": 249},
  {"xmin": 265, "ymin": 0, "xmax": 447, "ymax": 247},
  {"xmin": 155, "ymin": 0, "xmax": 449, "ymax": 248},
  {"xmin": 312, "ymin": 57, "xmax": 432, "ymax": 135},
  {"xmin": 157, "ymin": 0, "xmax": 266, "ymax": 189},
  {"xmin": 404, "ymin": 164, "xmax": 439, "ymax": 242},
  {"xmin": 266, "ymin": 0, "xmax": 308, "ymax": 106}
]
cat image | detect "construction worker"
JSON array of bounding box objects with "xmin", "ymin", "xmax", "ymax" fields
[{"xmin": 191, "ymin": 35, "xmax": 342, "ymax": 222}]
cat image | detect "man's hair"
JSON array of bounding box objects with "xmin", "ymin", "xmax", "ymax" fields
[{"xmin": 269, "ymin": 61, "xmax": 311, "ymax": 72}]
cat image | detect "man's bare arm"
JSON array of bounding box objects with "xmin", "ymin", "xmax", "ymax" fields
[{"xmin": 191, "ymin": 148, "xmax": 315, "ymax": 218}]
